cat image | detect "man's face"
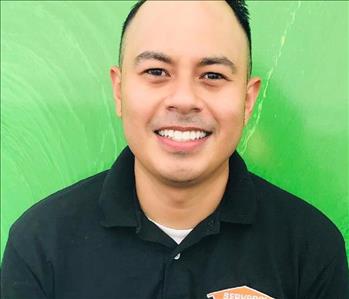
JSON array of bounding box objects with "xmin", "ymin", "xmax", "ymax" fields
[{"xmin": 111, "ymin": 0, "xmax": 260, "ymax": 186}]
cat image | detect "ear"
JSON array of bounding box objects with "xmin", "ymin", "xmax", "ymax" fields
[
  {"xmin": 110, "ymin": 66, "xmax": 123, "ymax": 118},
  {"xmin": 244, "ymin": 76, "xmax": 261, "ymax": 125}
]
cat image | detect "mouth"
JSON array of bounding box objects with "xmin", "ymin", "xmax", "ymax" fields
[{"xmin": 154, "ymin": 127, "xmax": 212, "ymax": 143}]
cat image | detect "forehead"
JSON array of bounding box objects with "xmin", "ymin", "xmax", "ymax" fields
[{"xmin": 123, "ymin": 0, "xmax": 248, "ymax": 66}]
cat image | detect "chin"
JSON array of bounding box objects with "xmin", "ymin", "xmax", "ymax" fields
[
  {"xmin": 159, "ymin": 167, "xmax": 204, "ymax": 186},
  {"xmin": 163, "ymin": 176, "xmax": 200, "ymax": 187}
]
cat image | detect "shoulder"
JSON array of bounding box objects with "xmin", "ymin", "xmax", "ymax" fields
[
  {"xmin": 250, "ymin": 172, "xmax": 345, "ymax": 260},
  {"xmin": 8, "ymin": 170, "xmax": 109, "ymax": 244}
]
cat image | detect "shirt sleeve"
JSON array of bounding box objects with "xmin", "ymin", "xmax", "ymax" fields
[
  {"xmin": 303, "ymin": 242, "xmax": 349, "ymax": 299},
  {"xmin": 1, "ymin": 239, "xmax": 49, "ymax": 299},
  {"xmin": 1, "ymin": 192, "xmax": 59, "ymax": 299}
]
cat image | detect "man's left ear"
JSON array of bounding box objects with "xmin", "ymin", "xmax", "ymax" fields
[{"xmin": 244, "ymin": 77, "xmax": 261, "ymax": 125}]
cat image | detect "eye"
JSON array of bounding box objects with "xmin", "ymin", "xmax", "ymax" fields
[
  {"xmin": 202, "ymin": 72, "xmax": 226, "ymax": 80},
  {"xmin": 144, "ymin": 68, "xmax": 168, "ymax": 77}
]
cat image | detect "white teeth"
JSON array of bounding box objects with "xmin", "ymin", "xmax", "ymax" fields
[{"xmin": 157, "ymin": 130, "xmax": 208, "ymax": 142}]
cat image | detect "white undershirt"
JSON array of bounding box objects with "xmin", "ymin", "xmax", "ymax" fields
[{"xmin": 148, "ymin": 218, "xmax": 193, "ymax": 244}]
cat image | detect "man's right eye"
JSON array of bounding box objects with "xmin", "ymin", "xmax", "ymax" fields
[{"xmin": 144, "ymin": 68, "xmax": 168, "ymax": 77}]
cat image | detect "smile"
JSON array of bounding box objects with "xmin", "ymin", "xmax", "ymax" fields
[{"xmin": 156, "ymin": 129, "xmax": 209, "ymax": 142}]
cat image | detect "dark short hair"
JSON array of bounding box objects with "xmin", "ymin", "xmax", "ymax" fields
[{"xmin": 118, "ymin": 0, "xmax": 252, "ymax": 73}]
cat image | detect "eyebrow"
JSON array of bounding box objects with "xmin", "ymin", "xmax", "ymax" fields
[
  {"xmin": 198, "ymin": 56, "xmax": 237, "ymax": 74},
  {"xmin": 134, "ymin": 51, "xmax": 173, "ymax": 65},
  {"xmin": 134, "ymin": 51, "xmax": 237, "ymax": 74}
]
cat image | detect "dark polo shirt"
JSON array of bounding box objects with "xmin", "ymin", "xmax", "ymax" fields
[{"xmin": 1, "ymin": 147, "xmax": 348, "ymax": 299}]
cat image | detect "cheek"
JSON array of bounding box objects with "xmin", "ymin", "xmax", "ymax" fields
[
  {"xmin": 219, "ymin": 109, "xmax": 245, "ymax": 138},
  {"xmin": 218, "ymin": 107, "xmax": 245, "ymax": 153},
  {"xmin": 120, "ymin": 85, "xmax": 163, "ymax": 146},
  {"xmin": 121, "ymin": 81, "xmax": 155, "ymax": 123},
  {"xmin": 208, "ymin": 89, "xmax": 246, "ymax": 129}
]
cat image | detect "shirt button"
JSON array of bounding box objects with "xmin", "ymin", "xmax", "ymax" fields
[
  {"xmin": 174, "ymin": 253, "xmax": 181, "ymax": 260},
  {"xmin": 207, "ymin": 220, "xmax": 215, "ymax": 232}
]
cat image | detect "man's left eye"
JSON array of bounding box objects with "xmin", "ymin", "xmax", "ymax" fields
[{"xmin": 202, "ymin": 72, "xmax": 225, "ymax": 80}]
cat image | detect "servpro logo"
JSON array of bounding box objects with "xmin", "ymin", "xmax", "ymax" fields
[{"xmin": 207, "ymin": 285, "xmax": 274, "ymax": 299}]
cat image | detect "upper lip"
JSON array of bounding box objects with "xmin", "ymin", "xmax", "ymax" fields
[{"xmin": 154, "ymin": 126, "xmax": 212, "ymax": 134}]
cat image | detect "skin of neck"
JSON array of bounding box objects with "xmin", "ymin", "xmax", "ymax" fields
[{"xmin": 134, "ymin": 159, "xmax": 229, "ymax": 229}]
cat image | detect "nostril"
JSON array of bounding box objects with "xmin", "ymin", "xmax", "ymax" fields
[
  {"xmin": 166, "ymin": 104, "xmax": 202, "ymax": 114},
  {"xmin": 166, "ymin": 106, "xmax": 177, "ymax": 113}
]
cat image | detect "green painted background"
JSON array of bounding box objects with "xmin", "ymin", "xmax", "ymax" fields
[{"xmin": 1, "ymin": 1, "xmax": 348, "ymax": 262}]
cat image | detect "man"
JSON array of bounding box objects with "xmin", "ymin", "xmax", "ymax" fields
[{"xmin": 1, "ymin": 0, "xmax": 348, "ymax": 298}]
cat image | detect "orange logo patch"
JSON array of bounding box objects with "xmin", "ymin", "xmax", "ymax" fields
[{"xmin": 207, "ymin": 285, "xmax": 274, "ymax": 299}]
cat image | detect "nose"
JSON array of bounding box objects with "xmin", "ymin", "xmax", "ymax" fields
[{"xmin": 165, "ymin": 78, "xmax": 203, "ymax": 114}]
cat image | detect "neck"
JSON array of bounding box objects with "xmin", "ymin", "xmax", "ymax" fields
[{"xmin": 134, "ymin": 160, "xmax": 229, "ymax": 229}]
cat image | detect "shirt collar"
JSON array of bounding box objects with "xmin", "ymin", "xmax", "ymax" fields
[
  {"xmin": 218, "ymin": 151, "xmax": 257, "ymax": 224},
  {"xmin": 99, "ymin": 147, "xmax": 257, "ymax": 228},
  {"xmin": 99, "ymin": 147, "xmax": 138, "ymax": 227}
]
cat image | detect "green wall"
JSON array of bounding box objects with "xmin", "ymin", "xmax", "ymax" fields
[{"xmin": 1, "ymin": 1, "xmax": 348, "ymax": 262}]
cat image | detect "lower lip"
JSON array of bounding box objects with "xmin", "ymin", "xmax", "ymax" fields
[{"xmin": 156, "ymin": 134, "xmax": 209, "ymax": 152}]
